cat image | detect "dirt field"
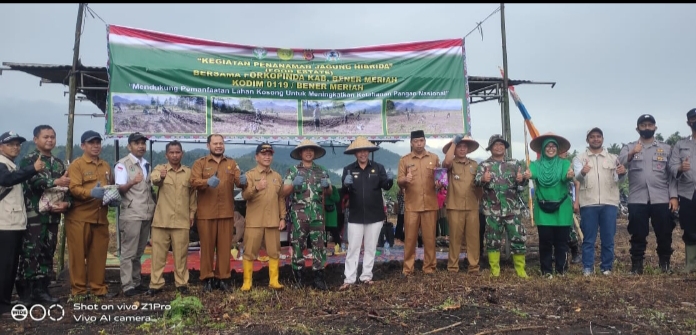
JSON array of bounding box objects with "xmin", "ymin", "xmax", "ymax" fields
[
  {"xmin": 3, "ymin": 218, "xmax": 696, "ymax": 335},
  {"xmin": 387, "ymin": 110, "xmax": 465, "ymax": 135},
  {"xmin": 112, "ymin": 107, "xmax": 207, "ymax": 134},
  {"xmin": 301, "ymin": 113, "xmax": 383, "ymax": 136},
  {"xmin": 212, "ymin": 111, "xmax": 299, "ymax": 136}
]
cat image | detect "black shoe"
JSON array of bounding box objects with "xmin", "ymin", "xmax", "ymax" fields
[
  {"xmin": 146, "ymin": 288, "xmax": 162, "ymax": 297},
  {"xmin": 123, "ymin": 288, "xmax": 139, "ymax": 297},
  {"xmin": 104, "ymin": 291, "xmax": 119, "ymax": 299},
  {"xmin": 134, "ymin": 284, "xmax": 149, "ymax": 293},
  {"xmin": 217, "ymin": 279, "xmax": 232, "ymax": 292},
  {"xmin": 313, "ymin": 270, "xmax": 328, "ymax": 291},
  {"xmin": 176, "ymin": 286, "xmax": 189, "ymax": 294},
  {"xmin": 203, "ymin": 279, "xmax": 214, "ymax": 292},
  {"xmin": 570, "ymin": 253, "xmax": 581, "ymax": 264}
]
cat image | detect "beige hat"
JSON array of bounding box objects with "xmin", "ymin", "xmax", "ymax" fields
[
  {"xmin": 344, "ymin": 136, "xmax": 379, "ymax": 155},
  {"xmin": 442, "ymin": 135, "xmax": 480, "ymax": 154},
  {"xmin": 290, "ymin": 139, "xmax": 326, "ymax": 160},
  {"xmin": 530, "ymin": 132, "xmax": 571, "ymax": 154}
]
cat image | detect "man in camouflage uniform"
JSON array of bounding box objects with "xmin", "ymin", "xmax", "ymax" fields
[
  {"xmin": 474, "ymin": 135, "xmax": 530, "ymax": 278},
  {"xmin": 17, "ymin": 125, "xmax": 70, "ymax": 304},
  {"xmin": 282, "ymin": 139, "xmax": 332, "ymax": 290}
]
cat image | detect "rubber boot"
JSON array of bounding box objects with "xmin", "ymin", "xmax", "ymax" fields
[
  {"xmin": 292, "ymin": 268, "xmax": 303, "ymax": 288},
  {"xmin": 488, "ymin": 251, "xmax": 501, "ymax": 277},
  {"xmin": 268, "ymin": 259, "xmax": 284, "ymax": 290},
  {"xmin": 683, "ymin": 245, "xmax": 696, "ymax": 274},
  {"xmin": 31, "ymin": 278, "xmax": 59, "ymax": 304},
  {"xmin": 15, "ymin": 280, "xmax": 32, "ymax": 306},
  {"xmin": 512, "ymin": 254, "xmax": 529, "ymax": 278},
  {"xmin": 630, "ymin": 257, "xmax": 643, "ymax": 275},
  {"xmin": 240, "ymin": 260, "xmax": 253, "ymax": 291},
  {"xmin": 313, "ymin": 270, "xmax": 328, "ymax": 291}
]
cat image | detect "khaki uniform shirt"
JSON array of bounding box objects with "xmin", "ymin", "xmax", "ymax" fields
[
  {"xmin": 190, "ymin": 154, "xmax": 240, "ymax": 220},
  {"xmin": 151, "ymin": 164, "xmax": 197, "ymax": 229},
  {"xmin": 66, "ymin": 154, "xmax": 112, "ymax": 224},
  {"xmin": 242, "ymin": 165, "xmax": 286, "ymax": 228},
  {"xmin": 398, "ymin": 150, "xmax": 441, "ymax": 212},
  {"xmin": 445, "ymin": 158, "xmax": 481, "ymax": 211}
]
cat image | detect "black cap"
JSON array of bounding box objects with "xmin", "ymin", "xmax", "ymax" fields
[
  {"xmin": 637, "ymin": 114, "xmax": 656, "ymax": 125},
  {"xmin": 586, "ymin": 127, "xmax": 603, "ymax": 138},
  {"xmin": 687, "ymin": 108, "xmax": 696, "ymax": 120},
  {"xmin": 410, "ymin": 130, "xmax": 425, "ymax": 139},
  {"xmin": 0, "ymin": 131, "xmax": 27, "ymax": 145},
  {"xmin": 80, "ymin": 130, "xmax": 102, "ymax": 143},
  {"xmin": 256, "ymin": 142, "xmax": 274, "ymax": 154},
  {"xmin": 127, "ymin": 132, "xmax": 148, "ymax": 143}
]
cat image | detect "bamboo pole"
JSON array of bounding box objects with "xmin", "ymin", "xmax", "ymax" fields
[
  {"xmin": 58, "ymin": 3, "xmax": 86, "ymax": 274},
  {"xmin": 524, "ymin": 120, "xmax": 534, "ymax": 227}
]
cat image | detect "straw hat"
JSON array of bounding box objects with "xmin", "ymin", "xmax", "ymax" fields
[
  {"xmin": 530, "ymin": 132, "xmax": 571, "ymax": 154},
  {"xmin": 290, "ymin": 139, "xmax": 326, "ymax": 160},
  {"xmin": 344, "ymin": 136, "xmax": 379, "ymax": 155},
  {"xmin": 442, "ymin": 135, "xmax": 480, "ymax": 155}
]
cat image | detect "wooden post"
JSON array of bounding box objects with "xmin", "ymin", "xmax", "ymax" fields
[
  {"xmin": 58, "ymin": 3, "xmax": 86, "ymax": 274},
  {"xmin": 500, "ymin": 3, "xmax": 512, "ymax": 159}
]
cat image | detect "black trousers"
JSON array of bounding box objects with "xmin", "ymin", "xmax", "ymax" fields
[
  {"xmin": 679, "ymin": 191, "xmax": 696, "ymax": 246},
  {"xmin": 378, "ymin": 221, "xmax": 395, "ymax": 247},
  {"xmin": 327, "ymin": 226, "xmax": 341, "ymax": 246},
  {"xmin": 0, "ymin": 230, "xmax": 24, "ymax": 312},
  {"xmin": 395, "ymin": 214, "xmax": 405, "ymax": 241},
  {"xmin": 627, "ymin": 203, "xmax": 674, "ymax": 259},
  {"xmin": 537, "ymin": 226, "xmax": 571, "ymax": 275}
]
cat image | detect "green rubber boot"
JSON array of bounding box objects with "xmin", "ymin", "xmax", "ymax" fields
[
  {"xmin": 488, "ymin": 251, "xmax": 501, "ymax": 277},
  {"xmin": 513, "ymin": 254, "xmax": 529, "ymax": 278}
]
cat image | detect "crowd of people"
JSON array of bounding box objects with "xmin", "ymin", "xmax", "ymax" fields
[{"xmin": 0, "ymin": 108, "xmax": 695, "ymax": 316}]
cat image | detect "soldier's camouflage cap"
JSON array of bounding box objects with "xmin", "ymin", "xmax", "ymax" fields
[{"xmin": 486, "ymin": 134, "xmax": 510, "ymax": 151}]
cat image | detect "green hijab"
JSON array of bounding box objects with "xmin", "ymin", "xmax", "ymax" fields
[{"xmin": 536, "ymin": 138, "xmax": 565, "ymax": 188}]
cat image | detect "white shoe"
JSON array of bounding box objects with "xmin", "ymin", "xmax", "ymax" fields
[{"xmin": 601, "ymin": 270, "xmax": 612, "ymax": 276}]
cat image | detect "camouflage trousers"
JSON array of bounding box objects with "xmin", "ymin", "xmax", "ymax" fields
[
  {"xmin": 485, "ymin": 215, "xmax": 527, "ymax": 254},
  {"xmin": 568, "ymin": 225, "xmax": 579, "ymax": 248},
  {"xmin": 291, "ymin": 219, "xmax": 326, "ymax": 271},
  {"xmin": 17, "ymin": 222, "xmax": 58, "ymax": 281}
]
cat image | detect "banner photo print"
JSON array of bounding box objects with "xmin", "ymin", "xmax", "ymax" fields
[{"xmin": 106, "ymin": 25, "xmax": 470, "ymax": 141}]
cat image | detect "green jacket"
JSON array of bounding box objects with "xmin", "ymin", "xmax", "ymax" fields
[
  {"xmin": 530, "ymin": 159, "xmax": 573, "ymax": 227},
  {"xmin": 324, "ymin": 186, "xmax": 340, "ymax": 228}
]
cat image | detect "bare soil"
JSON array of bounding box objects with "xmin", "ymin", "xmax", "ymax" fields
[
  {"xmin": 301, "ymin": 114, "xmax": 383, "ymax": 136},
  {"xmin": 3, "ymin": 218, "xmax": 696, "ymax": 335},
  {"xmin": 112, "ymin": 107, "xmax": 206, "ymax": 134},
  {"xmin": 212, "ymin": 111, "xmax": 299, "ymax": 136},
  {"xmin": 386, "ymin": 110, "xmax": 464, "ymax": 135}
]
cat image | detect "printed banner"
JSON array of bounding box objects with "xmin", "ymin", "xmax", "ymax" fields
[{"xmin": 105, "ymin": 25, "xmax": 470, "ymax": 141}]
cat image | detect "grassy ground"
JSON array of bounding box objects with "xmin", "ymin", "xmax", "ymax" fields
[{"xmin": 7, "ymin": 215, "xmax": 696, "ymax": 335}]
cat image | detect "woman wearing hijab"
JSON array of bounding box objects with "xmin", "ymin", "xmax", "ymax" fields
[{"xmin": 527, "ymin": 133, "xmax": 575, "ymax": 278}]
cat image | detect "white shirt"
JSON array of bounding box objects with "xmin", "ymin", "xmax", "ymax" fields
[{"xmin": 114, "ymin": 153, "xmax": 150, "ymax": 185}]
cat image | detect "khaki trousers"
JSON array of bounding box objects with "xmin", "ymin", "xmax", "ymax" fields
[
  {"xmin": 198, "ymin": 218, "xmax": 232, "ymax": 280},
  {"xmin": 446, "ymin": 209, "xmax": 480, "ymax": 272},
  {"xmin": 243, "ymin": 227, "xmax": 280, "ymax": 261},
  {"xmin": 403, "ymin": 210, "xmax": 438, "ymax": 275},
  {"xmin": 149, "ymin": 227, "xmax": 190, "ymax": 289},
  {"xmin": 66, "ymin": 220, "xmax": 109, "ymax": 296}
]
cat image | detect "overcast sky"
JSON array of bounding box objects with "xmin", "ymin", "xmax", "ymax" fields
[{"xmin": 1, "ymin": 4, "xmax": 694, "ymax": 160}]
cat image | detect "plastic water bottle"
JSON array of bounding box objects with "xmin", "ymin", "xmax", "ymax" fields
[{"xmin": 384, "ymin": 241, "xmax": 391, "ymax": 256}]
